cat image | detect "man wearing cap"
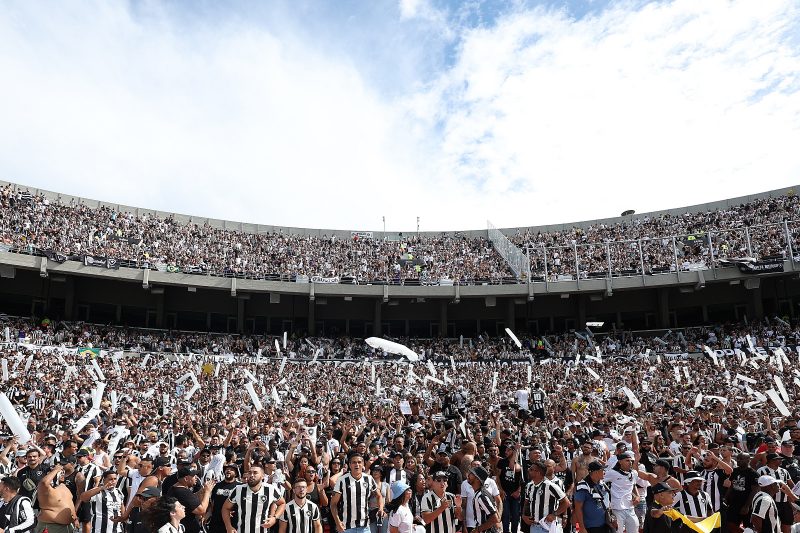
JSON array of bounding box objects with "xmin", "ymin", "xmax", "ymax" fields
[
  {"xmin": 421, "ymin": 471, "xmax": 462, "ymax": 533},
  {"xmin": 573, "ymin": 462, "xmax": 613, "ymax": 533},
  {"xmin": 208, "ymin": 464, "xmax": 242, "ymax": 533},
  {"xmin": 777, "ymin": 442, "xmax": 799, "ymax": 484},
  {"xmin": 753, "ymin": 439, "xmax": 781, "ymax": 470},
  {"xmin": 75, "ymin": 448, "xmax": 102, "ymax": 533},
  {"xmin": 723, "ymin": 453, "xmax": 759, "ymax": 533},
  {"xmin": 129, "ymin": 487, "xmax": 160, "ymax": 533},
  {"xmin": 751, "ymin": 476, "xmax": 782, "ymax": 533},
  {"xmin": 604, "ymin": 451, "xmax": 658, "ymax": 533},
  {"xmin": 167, "ymin": 466, "xmax": 215, "ymax": 533},
  {"xmin": 757, "ymin": 453, "xmax": 797, "ymax": 533},
  {"xmin": 643, "ymin": 483, "xmax": 678, "ymax": 533},
  {"xmin": 430, "ymin": 451, "xmax": 463, "ymax": 497},
  {"xmin": 467, "ymin": 466, "xmax": 499, "ymax": 533},
  {"xmin": 462, "ymin": 460, "xmax": 502, "ymax": 533},
  {"xmin": 521, "ymin": 461, "xmax": 568, "ymax": 533},
  {"xmin": 674, "ymin": 472, "xmax": 713, "ymax": 520}
]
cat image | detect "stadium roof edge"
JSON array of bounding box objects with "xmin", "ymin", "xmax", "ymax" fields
[{"xmin": 2, "ymin": 179, "xmax": 798, "ymax": 238}]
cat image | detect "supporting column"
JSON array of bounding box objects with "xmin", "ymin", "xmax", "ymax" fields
[
  {"xmin": 308, "ymin": 299, "xmax": 316, "ymax": 336},
  {"xmin": 237, "ymin": 298, "xmax": 245, "ymax": 333},
  {"xmin": 373, "ymin": 299, "xmax": 382, "ymax": 336},
  {"xmin": 155, "ymin": 292, "xmax": 165, "ymax": 328},
  {"xmin": 657, "ymin": 288, "xmax": 670, "ymax": 329},
  {"xmin": 439, "ymin": 300, "xmax": 447, "ymax": 338},
  {"xmin": 64, "ymin": 277, "xmax": 75, "ymax": 320},
  {"xmin": 749, "ymin": 286, "xmax": 764, "ymax": 319},
  {"xmin": 115, "ymin": 304, "xmax": 122, "ymax": 324},
  {"xmin": 506, "ymin": 299, "xmax": 515, "ymax": 331},
  {"xmin": 702, "ymin": 305, "xmax": 709, "ymax": 323},
  {"xmin": 576, "ymin": 295, "xmax": 587, "ymax": 330}
]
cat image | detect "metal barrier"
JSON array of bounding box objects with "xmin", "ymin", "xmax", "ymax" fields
[{"xmin": 487, "ymin": 220, "xmax": 530, "ymax": 280}]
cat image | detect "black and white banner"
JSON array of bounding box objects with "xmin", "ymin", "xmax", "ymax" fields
[
  {"xmin": 311, "ymin": 275, "xmax": 340, "ymax": 284},
  {"xmin": 83, "ymin": 255, "xmax": 120, "ymax": 269}
]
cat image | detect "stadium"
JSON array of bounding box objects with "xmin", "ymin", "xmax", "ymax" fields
[
  {"xmin": 1, "ymin": 180, "xmax": 799, "ymax": 341},
  {"xmin": 3, "ymin": 4, "xmax": 800, "ymax": 533}
]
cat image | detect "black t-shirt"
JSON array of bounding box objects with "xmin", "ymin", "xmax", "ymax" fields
[
  {"xmin": 726, "ymin": 467, "xmax": 759, "ymax": 511},
  {"xmin": 643, "ymin": 506, "xmax": 682, "ymax": 533},
  {"xmin": 16, "ymin": 464, "xmax": 51, "ymax": 499},
  {"xmin": 209, "ymin": 481, "xmax": 241, "ymax": 532},
  {"xmin": 168, "ymin": 485, "xmax": 201, "ymax": 533},
  {"xmin": 496, "ymin": 458, "xmax": 523, "ymax": 494}
]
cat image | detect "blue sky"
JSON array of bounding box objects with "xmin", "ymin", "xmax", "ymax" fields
[{"xmin": 1, "ymin": 0, "xmax": 799, "ymax": 231}]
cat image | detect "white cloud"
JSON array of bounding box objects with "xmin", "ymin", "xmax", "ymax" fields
[{"xmin": 1, "ymin": 1, "xmax": 799, "ymax": 232}]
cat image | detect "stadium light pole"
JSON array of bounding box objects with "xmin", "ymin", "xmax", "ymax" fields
[
  {"xmin": 417, "ymin": 216, "xmax": 420, "ymax": 238},
  {"xmin": 382, "ymin": 216, "xmax": 386, "ymax": 241}
]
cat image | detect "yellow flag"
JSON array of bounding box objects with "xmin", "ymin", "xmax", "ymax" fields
[
  {"xmin": 664, "ymin": 509, "xmax": 721, "ymax": 533},
  {"xmin": 201, "ymin": 363, "xmax": 214, "ymax": 375}
]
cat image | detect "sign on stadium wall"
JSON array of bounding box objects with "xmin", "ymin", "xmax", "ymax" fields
[
  {"xmin": 311, "ymin": 275, "xmax": 340, "ymax": 284},
  {"xmin": 350, "ymin": 231, "xmax": 373, "ymax": 239}
]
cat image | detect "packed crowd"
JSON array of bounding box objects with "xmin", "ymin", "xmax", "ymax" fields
[
  {"xmin": 512, "ymin": 195, "xmax": 800, "ymax": 281},
  {"xmin": 0, "ymin": 185, "xmax": 512, "ymax": 285},
  {"xmin": 2, "ymin": 184, "xmax": 800, "ymax": 284},
  {"xmin": 1, "ymin": 317, "xmax": 800, "ymax": 533},
  {"xmin": 5, "ymin": 316, "xmax": 800, "ymax": 362}
]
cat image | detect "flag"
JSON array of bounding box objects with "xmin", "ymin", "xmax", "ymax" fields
[
  {"xmin": 78, "ymin": 348, "xmax": 101, "ymax": 359},
  {"xmin": 201, "ymin": 363, "xmax": 214, "ymax": 375},
  {"xmin": 664, "ymin": 510, "xmax": 720, "ymax": 533}
]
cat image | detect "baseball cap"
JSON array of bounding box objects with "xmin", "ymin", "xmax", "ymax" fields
[
  {"xmin": 432, "ymin": 471, "xmax": 450, "ymax": 480},
  {"xmin": 75, "ymin": 448, "xmax": 91, "ymax": 458},
  {"xmin": 141, "ymin": 486, "xmax": 162, "ymax": 499},
  {"xmin": 587, "ymin": 461, "xmax": 605, "ymax": 472},
  {"xmin": 765, "ymin": 453, "xmax": 781, "ymax": 462},
  {"xmin": 617, "ymin": 451, "xmax": 635, "ymax": 461},
  {"xmin": 683, "ymin": 472, "xmax": 703, "ymax": 484},
  {"xmin": 655, "ymin": 459, "xmax": 672, "ymax": 469},
  {"xmin": 757, "ymin": 475, "xmax": 778, "ymax": 487},
  {"xmin": 651, "ymin": 482, "xmax": 674, "ymax": 495},
  {"xmin": 177, "ymin": 467, "xmax": 199, "ymax": 478},
  {"xmin": 469, "ymin": 465, "xmax": 490, "ymax": 483}
]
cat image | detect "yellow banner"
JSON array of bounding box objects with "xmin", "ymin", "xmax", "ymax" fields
[{"xmin": 664, "ymin": 509, "xmax": 720, "ymax": 533}]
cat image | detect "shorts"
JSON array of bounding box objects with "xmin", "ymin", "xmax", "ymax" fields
[
  {"xmin": 35, "ymin": 522, "xmax": 74, "ymax": 533},
  {"xmin": 776, "ymin": 502, "xmax": 793, "ymax": 525},
  {"xmin": 78, "ymin": 502, "xmax": 92, "ymax": 523},
  {"xmin": 532, "ymin": 408, "xmax": 545, "ymax": 420}
]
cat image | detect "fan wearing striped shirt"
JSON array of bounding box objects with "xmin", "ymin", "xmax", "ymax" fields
[
  {"xmin": 77, "ymin": 470, "xmax": 126, "ymax": 533},
  {"xmin": 420, "ymin": 471, "xmax": 462, "ymax": 533},
  {"xmin": 222, "ymin": 465, "xmax": 286, "ymax": 533},
  {"xmin": 75, "ymin": 448, "xmax": 103, "ymax": 533},
  {"xmin": 330, "ymin": 453, "xmax": 383, "ymax": 533},
  {"xmin": 278, "ymin": 477, "xmax": 322, "ymax": 533}
]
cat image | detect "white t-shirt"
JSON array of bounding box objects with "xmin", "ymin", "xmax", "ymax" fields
[
  {"xmin": 461, "ymin": 479, "xmax": 500, "ymax": 527},
  {"xmin": 389, "ymin": 505, "xmax": 414, "ymax": 533},
  {"xmin": 514, "ymin": 390, "xmax": 530, "ymax": 410}
]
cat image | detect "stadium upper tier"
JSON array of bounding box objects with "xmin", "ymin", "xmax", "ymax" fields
[{"xmin": 1, "ymin": 181, "xmax": 799, "ymax": 285}]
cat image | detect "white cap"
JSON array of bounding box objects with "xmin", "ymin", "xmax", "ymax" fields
[{"xmin": 757, "ymin": 475, "xmax": 778, "ymax": 487}]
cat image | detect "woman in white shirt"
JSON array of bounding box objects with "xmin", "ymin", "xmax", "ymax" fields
[{"xmin": 388, "ymin": 481, "xmax": 414, "ymax": 533}]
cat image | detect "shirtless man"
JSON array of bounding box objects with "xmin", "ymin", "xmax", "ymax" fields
[
  {"xmin": 570, "ymin": 441, "xmax": 595, "ymax": 496},
  {"xmin": 36, "ymin": 464, "xmax": 78, "ymax": 533}
]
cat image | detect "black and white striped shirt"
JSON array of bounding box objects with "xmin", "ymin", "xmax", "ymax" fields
[
  {"xmin": 472, "ymin": 489, "xmax": 497, "ymax": 529},
  {"xmin": 750, "ymin": 491, "xmax": 780, "ymax": 533},
  {"xmin": 80, "ymin": 463, "xmax": 103, "ymax": 492},
  {"xmin": 523, "ymin": 479, "xmax": 566, "ymax": 521},
  {"xmin": 279, "ymin": 498, "xmax": 320, "ymax": 533},
  {"xmin": 674, "ymin": 490, "xmax": 713, "ymax": 518},
  {"xmin": 756, "ymin": 466, "xmax": 791, "ymax": 503},
  {"xmin": 333, "ymin": 473, "xmax": 377, "ymax": 529},
  {"xmin": 89, "ymin": 488, "xmax": 125, "ymax": 533},
  {"xmin": 227, "ymin": 483, "xmax": 283, "ymax": 533},
  {"xmin": 420, "ymin": 490, "xmax": 459, "ymax": 533},
  {"xmin": 115, "ymin": 469, "xmax": 131, "ymax": 503},
  {"xmin": 699, "ymin": 468, "xmax": 727, "ymax": 511},
  {"xmin": 531, "ymin": 390, "xmax": 545, "ymax": 410}
]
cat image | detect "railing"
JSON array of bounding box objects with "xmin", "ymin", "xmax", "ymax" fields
[
  {"xmin": 488, "ymin": 220, "xmax": 530, "ymax": 280},
  {"xmin": 4, "ymin": 219, "xmax": 799, "ymax": 286}
]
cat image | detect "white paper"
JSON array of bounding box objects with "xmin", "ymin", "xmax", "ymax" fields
[
  {"xmin": 765, "ymin": 389, "xmax": 791, "ymax": 416},
  {"xmin": 1, "ymin": 358, "xmax": 7, "ymax": 381},
  {"xmin": 90, "ymin": 358, "xmax": 106, "ymax": 381},
  {"xmin": 621, "ymin": 387, "xmax": 641, "ymax": 408},
  {"xmin": 271, "ymin": 386, "xmax": 281, "ymax": 405},
  {"xmin": 774, "ymin": 376, "xmax": 789, "ymax": 403},
  {"xmin": 72, "ymin": 407, "xmax": 101, "ymax": 433},
  {"xmin": 110, "ymin": 390, "xmax": 118, "ymax": 412},
  {"xmin": 673, "ymin": 366, "xmax": 681, "ymax": 383},
  {"xmin": 140, "ymin": 354, "xmax": 150, "ymax": 368},
  {"xmin": 245, "ymin": 382, "xmax": 263, "ymax": 411},
  {"xmin": 283, "ymin": 332, "xmax": 287, "ymax": 349},
  {"xmin": 0, "ymin": 393, "xmax": 32, "ymax": 443},
  {"xmin": 505, "ymin": 328, "xmax": 522, "ymax": 348},
  {"xmin": 279, "ymin": 357, "xmax": 287, "ymax": 376},
  {"xmin": 586, "ymin": 367, "xmax": 600, "ymax": 380},
  {"xmin": 92, "ymin": 382, "xmax": 105, "ymax": 410},
  {"xmin": 735, "ymin": 373, "xmax": 757, "ymax": 384},
  {"xmin": 527, "ymin": 364, "xmax": 532, "ymax": 384},
  {"xmin": 222, "ymin": 379, "xmax": 228, "ymax": 402},
  {"xmin": 185, "ymin": 383, "xmax": 200, "ymax": 400},
  {"xmin": 694, "ymin": 393, "xmax": 703, "ymax": 407},
  {"xmin": 274, "ymin": 339, "xmax": 281, "ymax": 355}
]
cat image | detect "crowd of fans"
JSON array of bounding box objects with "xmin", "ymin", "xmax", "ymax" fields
[
  {"xmin": 2, "ymin": 184, "xmax": 800, "ymax": 285},
  {"xmin": 1, "ymin": 315, "xmax": 800, "ymax": 533}
]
